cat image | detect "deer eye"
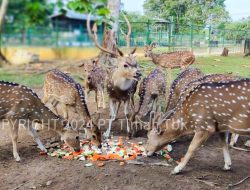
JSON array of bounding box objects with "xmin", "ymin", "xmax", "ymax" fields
[
  {"xmin": 92, "ymin": 135, "xmax": 96, "ymax": 139},
  {"xmin": 76, "ymin": 136, "xmax": 79, "ymax": 140},
  {"xmin": 124, "ymin": 64, "xmax": 128, "ymax": 68}
]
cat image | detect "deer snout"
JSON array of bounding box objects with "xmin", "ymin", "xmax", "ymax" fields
[
  {"xmin": 134, "ymin": 71, "xmax": 142, "ymax": 79},
  {"xmin": 98, "ymin": 144, "xmax": 102, "ymax": 149}
]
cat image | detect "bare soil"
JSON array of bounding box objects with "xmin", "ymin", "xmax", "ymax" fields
[{"xmin": 0, "ymin": 88, "xmax": 250, "ymax": 190}]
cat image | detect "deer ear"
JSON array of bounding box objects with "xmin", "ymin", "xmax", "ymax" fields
[
  {"xmin": 148, "ymin": 111, "xmax": 156, "ymax": 130},
  {"xmin": 79, "ymin": 63, "xmax": 84, "ymax": 67},
  {"xmin": 130, "ymin": 46, "xmax": 137, "ymax": 55},
  {"xmin": 150, "ymin": 42, "xmax": 157, "ymax": 48},
  {"xmin": 92, "ymin": 58, "xmax": 99, "ymax": 67},
  {"xmin": 117, "ymin": 47, "xmax": 124, "ymax": 57}
]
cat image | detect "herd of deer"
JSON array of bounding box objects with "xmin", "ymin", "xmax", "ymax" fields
[{"xmin": 0, "ymin": 16, "xmax": 249, "ymax": 175}]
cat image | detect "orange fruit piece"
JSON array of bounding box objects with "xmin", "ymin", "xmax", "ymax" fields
[{"xmin": 63, "ymin": 155, "xmax": 74, "ymax": 160}]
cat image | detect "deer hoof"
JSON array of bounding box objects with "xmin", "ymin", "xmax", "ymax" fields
[
  {"xmin": 171, "ymin": 166, "xmax": 182, "ymax": 175},
  {"xmin": 223, "ymin": 165, "xmax": 231, "ymax": 171},
  {"xmin": 15, "ymin": 156, "xmax": 21, "ymax": 162}
]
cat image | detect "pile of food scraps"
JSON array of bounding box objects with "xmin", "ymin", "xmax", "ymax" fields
[{"xmin": 43, "ymin": 136, "xmax": 174, "ymax": 167}]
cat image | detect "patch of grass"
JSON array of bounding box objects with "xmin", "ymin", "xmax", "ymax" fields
[
  {"xmin": 0, "ymin": 70, "xmax": 45, "ymax": 87},
  {"xmin": 0, "ymin": 55, "xmax": 249, "ymax": 88}
]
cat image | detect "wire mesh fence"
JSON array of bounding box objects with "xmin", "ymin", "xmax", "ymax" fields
[{"xmin": 1, "ymin": 20, "xmax": 249, "ymax": 54}]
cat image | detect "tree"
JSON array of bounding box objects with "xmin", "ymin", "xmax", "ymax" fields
[
  {"xmin": 0, "ymin": 0, "xmax": 9, "ymax": 64},
  {"xmin": 67, "ymin": 0, "xmax": 120, "ymax": 64},
  {"xmin": 143, "ymin": 0, "xmax": 230, "ymax": 32},
  {"xmin": 4, "ymin": 0, "xmax": 54, "ymax": 43}
]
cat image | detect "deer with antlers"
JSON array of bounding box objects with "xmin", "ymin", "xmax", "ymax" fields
[
  {"xmin": 146, "ymin": 78, "xmax": 250, "ymax": 174},
  {"xmin": 43, "ymin": 69, "xmax": 102, "ymax": 148},
  {"xmin": 79, "ymin": 58, "xmax": 107, "ymax": 112},
  {"xmin": 0, "ymin": 81, "xmax": 80, "ymax": 161},
  {"xmin": 87, "ymin": 14, "xmax": 141, "ymax": 138},
  {"xmin": 144, "ymin": 42, "xmax": 195, "ymax": 69}
]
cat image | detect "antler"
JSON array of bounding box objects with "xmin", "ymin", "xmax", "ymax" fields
[{"xmin": 87, "ymin": 14, "xmax": 118, "ymax": 57}]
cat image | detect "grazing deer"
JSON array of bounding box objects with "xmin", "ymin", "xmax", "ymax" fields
[
  {"xmin": 130, "ymin": 68, "xmax": 166, "ymax": 122},
  {"xmin": 43, "ymin": 69, "xmax": 102, "ymax": 148},
  {"xmin": 87, "ymin": 14, "xmax": 141, "ymax": 138},
  {"xmin": 146, "ymin": 78, "xmax": 250, "ymax": 174},
  {"xmin": 0, "ymin": 81, "xmax": 80, "ymax": 161},
  {"xmin": 144, "ymin": 42, "xmax": 195, "ymax": 69},
  {"xmin": 166, "ymin": 68, "xmax": 204, "ymax": 112},
  {"xmin": 79, "ymin": 58, "xmax": 107, "ymax": 112}
]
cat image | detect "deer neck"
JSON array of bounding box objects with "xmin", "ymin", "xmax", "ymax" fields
[
  {"xmin": 159, "ymin": 110, "xmax": 193, "ymax": 144},
  {"xmin": 112, "ymin": 70, "xmax": 134, "ymax": 91},
  {"xmin": 150, "ymin": 53, "xmax": 160, "ymax": 65}
]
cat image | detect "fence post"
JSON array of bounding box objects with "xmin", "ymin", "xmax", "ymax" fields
[
  {"xmin": 208, "ymin": 25, "xmax": 211, "ymax": 55},
  {"xmin": 222, "ymin": 29, "xmax": 225, "ymax": 48},
  {"xmin": 190, "ymin": 23, "xmax": 193, "ymax": 51},
  {"xmin": 168, "ymin": 22, "xmax": 172, "ymax": 51},
  {"xmin": 55, "ymin": 19, "xmax": 59, "ymax": 47},
  {"xmin": 27, "ymin": 27, "xmax": 32, "ymax": 46},
  {"xmin": 146, "ymin": 20, "xmax": 150, "ymax": 44}
]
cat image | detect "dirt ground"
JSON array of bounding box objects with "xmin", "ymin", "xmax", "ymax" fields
[{"xmin": 0, "ymin": 88, "xmax": 250, "ymax": 190}]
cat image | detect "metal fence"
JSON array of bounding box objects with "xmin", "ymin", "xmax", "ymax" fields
[{"xmin": 1, "ymin": 21, "xmax": 249, "ymax": 53}]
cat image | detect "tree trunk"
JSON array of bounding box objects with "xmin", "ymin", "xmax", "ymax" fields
[
  {"xmin": 0, "ymin": 0, "xmax": 9, "ymax": 64},
  {"xmin": 98, "ymin": 0, "xmax": 121, "ymax": 65}
]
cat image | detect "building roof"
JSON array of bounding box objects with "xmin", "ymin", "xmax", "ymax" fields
[{"xmin": 50, "ymin": 9, "xmax": 99, "ymax": 21}]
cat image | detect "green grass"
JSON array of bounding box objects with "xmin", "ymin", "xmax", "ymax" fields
[
  {"xmin": 0, "ymin": 55, "xmax": 249, "ymax": 88},
  {"xmin": 0, "ymin": 71, "xmax": 45, "ymax": 87}
]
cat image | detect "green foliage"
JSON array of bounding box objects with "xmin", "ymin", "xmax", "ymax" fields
[
  {"xmin": 67, "ymin": 0, "xmax": 109, "ymax": 17},
  {"xmin": 6, "ymin": 0, "xmax": 54, "ymax": 27},
  {"xmin": 143, "ymin": 0, "xmax": 230, "ymax": 32},
  {"xmin": 119, "ymin": 11, "xmax": 150, "ymax": 33}
]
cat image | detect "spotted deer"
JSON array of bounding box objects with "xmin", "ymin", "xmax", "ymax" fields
[
  {"xmin": 79, "ymin": 58, "xmax": 106, "ymax": 112},
  {"xmin": 43, "ymin": 69, "xmax": 102, "ymax": 148},
  {"xmin": 144, "ymin": 42, "xmax": 195, "ymax": 69},
  {"xmin": 130, "ymin": 69, "xmax": 166, "ymax": 123},
  {"xmin": 0, "ymin": 81, "xmax": 80, "ymax": 161},
  {"xmin": 146, "ymin": 78, "xmax": 250, "ymax": 174},
  {"xmin": 87, "ymin": 14, "xmax": 141, "ymax": 138},
  {"xmin": 166, "ymin": 68, "xmax": 204, "ymax": 112}
]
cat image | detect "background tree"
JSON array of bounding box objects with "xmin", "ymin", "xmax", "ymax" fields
[
  {"xmin": 0, "ymin": 0, "xmax": 9, "ymax": 63},
  {"xmin": 143, "ymin": 0, "xmax": 230, "ymax": 32},
  {"xmin": 67, "ymin": 0, "xmax": 121, "ymax": 64},
  {"xmin": 5, "ymin": 0, "xmax": 54, "ymax": 43}
]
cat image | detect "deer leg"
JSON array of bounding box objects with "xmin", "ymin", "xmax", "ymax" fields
[
  {"xmin": 9, "ymin": 120, "xmax": 21, "ymax": 162},
  {"xmin": 131, "ymin": 95, "xmax": 135, "ymax": 110},
  {"xmin": 229, "ymin": 133, "xmax": 239, "ymax": 146},
  {"xmin": 220, "ymin": 132, "xmax": 232, "ymax": 170},
  {"xmin": 101, "ymin": 90, "xmax": 106, "ymax": 109},
  {"xmin": 172, "ymin": 131, "xmax": 210, "ymax": 175},
  {"xmin": 104, "ymin": 100, "xmax": 117, "ymax": 138},
  {"xmin": 95, "ymin": 90, "xmax": 99, "ymax": 113},
  {"xmin": 26, "ymin": 125, "xmax": 47, "ymax": 153},
  {"xmin": 124, "ymin": 100, "xmax": 131, "ymax": 136},
  {"xmin": 114, "ymin": 102, "xmax": 121, "ymax": 121}
]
